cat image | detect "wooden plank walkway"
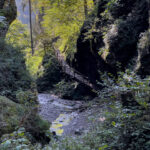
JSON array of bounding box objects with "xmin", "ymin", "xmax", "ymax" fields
[{"xmin": 53, "ymin": 47, "xmax": 97, "ymax": 90}]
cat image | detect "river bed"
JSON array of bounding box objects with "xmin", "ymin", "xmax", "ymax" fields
[{"xmin": 38, "ymin": 94, "xmax": 104, "ymax": 137}]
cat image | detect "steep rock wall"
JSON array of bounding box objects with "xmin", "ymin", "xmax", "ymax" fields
[{"xmin": 73, "ymin": 0, "xmax": 149, "ymax": 82}]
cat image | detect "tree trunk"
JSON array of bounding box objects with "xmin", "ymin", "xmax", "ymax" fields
[
  {"xmin": 148, "ymin": 0, "xmax": 150, "ymax": 45},
  {"xmin": 93, "ymin": 0, "xmax": 97, "ymax": 5},
  {"xmin": 148, "ymin": 0, "xmax": 150, "ymax": 32},
  {"xmin": 84, "ymin": 0, "xmax": 88, "ymax": 18},
  {"xmin": 29, "ymin": 0, "xmax": 34, "ymax": 55}
]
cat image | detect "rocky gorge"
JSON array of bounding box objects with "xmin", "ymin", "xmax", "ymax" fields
[
  {"xmin": 0, "ymin": 0, "xmax": 150, "ymax": 149},
  {"xmin": 73, "ymin": 0, "xmax": 150, "ymax": 83}
]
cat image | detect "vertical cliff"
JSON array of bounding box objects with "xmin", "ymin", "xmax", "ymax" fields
[{"xmin": 73, "ymin": 0, "xmax": 149, "ymax": 82}]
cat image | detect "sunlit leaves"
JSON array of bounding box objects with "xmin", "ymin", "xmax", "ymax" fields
[
  {"xmin": 6, "ymin": 19, "xmax": 43, "ymax": 78},
  {"xmin": 6, "ymin": 19, "xmax": 30, "ymax": 49},
  {"xmin": 36, "ymin": 0, "xmax": 94, "ymax": 55}
]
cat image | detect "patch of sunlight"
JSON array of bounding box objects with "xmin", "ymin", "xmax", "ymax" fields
[
  {"xmin": 51, "ymin": 123, "xmax": 64, "ymax": 136},
  {"xmin": 50, "ymin": 113, "xmax": 77, "ymax": 136},
  {"xmin": 56, "ymin": 129, "xmax": 64, "ymax": 136},
  {"xmin": 52, "ymin": 123, "xmax": 63, "ymax": 129}
]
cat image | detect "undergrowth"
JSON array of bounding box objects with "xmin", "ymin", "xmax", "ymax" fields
[
  {"xmin": 47, "ymin": 71, "xmax": 150, "ymax": 150},
  {"xmin": 0, "ymin": 39, "xmax": 32, "ymax": 100}
]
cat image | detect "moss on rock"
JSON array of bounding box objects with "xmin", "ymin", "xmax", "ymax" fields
[
  {"xmin": 0, "ymin": 96, "xmax": 27, "ymax": 137},
  {"xmin": 0, "ymin": 96, "xmax": 51, "ymax": 144}
]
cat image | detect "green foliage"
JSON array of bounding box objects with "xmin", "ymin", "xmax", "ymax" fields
[
  {"xmin": 0, "ymin": 96, "xmax": 28, "ymax": 137},
  {"xmin": 22, "ymin": 111, "xmax": 51, "ymax": 144},
  {"xmin": 6, "ymin": 19, "xmax": 43, "ymax": 78},
  {"xmin": 54, "ymin": 80, "xmax": 95, "ymax": 100},
  {"xmin": 6, "ymin": 19, "xmax": 30, "ymax": 49},
  {"xmin": 33, "ymin": 0, "xmax": 94, "ymax": 59},
  {"xmin": 0, "ymin": 39, "xmax": 32, "ymax": 100},
  {"xmin": 0, "ymin": 95, "xmax": 50, "ymax": 142},
  {"xmin": 105, "ymin": 0, "xmax": 136, "ymax": 18},
  {"xmin": 16, "ymin": 90, "xmax": 37, "ymax": 105},
  {"xmin": 36, "ymin": 48, "xmax": 64, "ymax": 92},
  {"xmin": 99, "ymin": 70, "xmax": 150, "ymax": 107},
  {"xmin": 96, "ymin": 70, "xmax": 150, "ymax": 149},
  {"xmin": 0, "ymin": 127, "xmax": 46, "ymax": 150},
  {"xmin": 54, "ymin": 80, "xmax": 78, "ymax": 99},
  {"xmin": 80, "ymin": 102, "xmax": 150, "ymax": 150}
]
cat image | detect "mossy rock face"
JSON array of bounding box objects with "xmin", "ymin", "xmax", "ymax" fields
[
  {"xmin": 0, "ymin": 0, "xmax": 17, "ymax": 37},
  {"xmin": 73, "ymin": 0, "xmax": 149, "ymax": 82},
  {"xmin": 0, "ymin": 96, "xmax": 51, "ymax": 143},
  {"xmin": 0, "ymin": 96, "xmax": 26, "ymax": 137},
  {"xmin": 136, "ymin": 31, "xmax": 150, "ymax": 77}
]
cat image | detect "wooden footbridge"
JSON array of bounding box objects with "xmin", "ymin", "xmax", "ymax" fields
[{"xmin": 53, "ymin": 47, "xmax": 97, "ymax": 90}]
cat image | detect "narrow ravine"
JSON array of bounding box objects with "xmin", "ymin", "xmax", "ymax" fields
[{"xmin": 38, "ymin": 94, "xmax": 104, "ymax": 137}]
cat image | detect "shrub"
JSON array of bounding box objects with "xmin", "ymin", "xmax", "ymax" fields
[
  {"xmin": 16, "ymin": 90, "xmax": 37, "ymax": 105},
  {"xmin": 37, "ymin": 49, "xmax": 64, "ymax": 92},
  {"xmin": 22, "ymin": 110, "xmax": 51, "ymax": 144},
  {"xmin": 0, "ymin": 39, "xmax": 32, "ymax": 100},
  {"xmin": 47, "ymin": 71, "xmax": 150, "ymax": 150},
  {"xmin": 0, "ymin": 96, "xmax": 28, "ymax": 137},
  {"xmin": 54, "ymin": 80, "xmax": 96, "ymax": 100}
]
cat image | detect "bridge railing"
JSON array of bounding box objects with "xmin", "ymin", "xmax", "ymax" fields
[{"xmin": 54, "ymin": 47, "xmax": 96, "ymax": 89}]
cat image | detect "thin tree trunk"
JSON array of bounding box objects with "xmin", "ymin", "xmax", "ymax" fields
[
  {"xmin": 84, "ymin": 0, "xmax": 88, "ymax": 18},
  {"xmin": 29, "ymin": 0, "xmax": 34, "ymax": 55},
  {"xmin": 148, "ymin": 0, "xmax": 150, "ymax": 45},
  {"xmin": 148, "ymin": 0, "xmax": 150, "ymax": 32},
  {"xmin": 93, "ymin": 0, "xmax": 96, "ymax": 5}
]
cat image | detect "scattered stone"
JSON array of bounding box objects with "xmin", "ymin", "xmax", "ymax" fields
[
  {"xmin": 74, "ymin": 128, "xmax": 83, "ymax": 135},
  {"xmin": 38, "ymin": 94, "xmax": 103, "ymax": 137}
]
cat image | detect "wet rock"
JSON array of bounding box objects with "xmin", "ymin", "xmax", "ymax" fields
[{"xmin": 74, "ymin": 128, "xmax": 83, "ymax": 135}]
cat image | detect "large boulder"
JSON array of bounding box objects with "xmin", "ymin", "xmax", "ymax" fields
[
  {"xmin": 0, "ymin": 96, "xmax": 26, "ymax": 137},
  {"xmin": 0, "ymin": 96, "xmax": 51, "ymax": 143}
]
